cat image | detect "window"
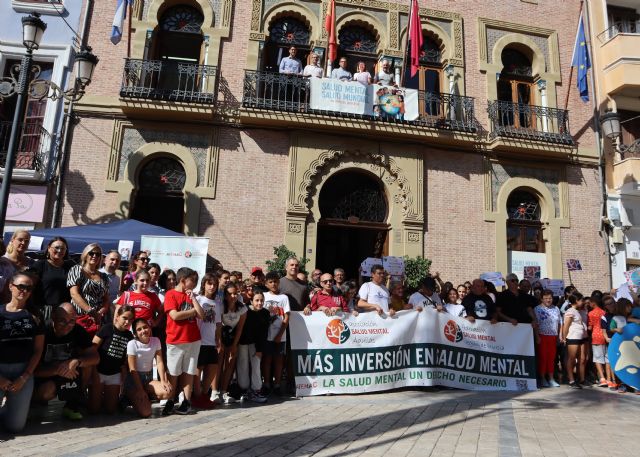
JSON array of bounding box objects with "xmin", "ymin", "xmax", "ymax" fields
[
  {"xmin": 497, "ymin": 48, "xmax": 534, "ymax": 128},
  {"xmin": 337, "ymin": 26, "xmax": 378, "ymax": 75},
  {"xmin": 607, "ymin": 5, "xmax": 639, "ymax": 35},
  {"xmin": 262, "ymin": 17, "xmax": 311, "ymax": 72},
  {"xmin": 404, "ymin": 34, "xmax": 443, "ymax": 116},
  {"xmin": 506, "ymin": 190, "xmax": 544, "ymax": 253}
]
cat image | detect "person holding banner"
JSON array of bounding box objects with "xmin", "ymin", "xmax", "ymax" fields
[
  {"xmin": 357, "ymin": 265, "xmax": 393, "ymax": 316},
  {"xmin": 374, "ymin": 60, "xmax": 396, "ymax": 86},
  {"xmin": 408, "ymin": 277, "xmax": 443, "ymax": 311},
  {"xmin": 462, "ymin": 279, "xmax": 497, "ymax": 323},
  {"xmin": 304, "ymin": 273, "xmax": 356, "ymax": 316}
]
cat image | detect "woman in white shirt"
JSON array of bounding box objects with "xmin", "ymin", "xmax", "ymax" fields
[{"xmin": 353, "ymin": 61, "xmax": 372, "ymax": 85}]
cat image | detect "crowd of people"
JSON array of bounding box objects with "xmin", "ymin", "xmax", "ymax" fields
[{"xmin": 1, "ymin": 229, "xmax": 639, "ymax": 434}]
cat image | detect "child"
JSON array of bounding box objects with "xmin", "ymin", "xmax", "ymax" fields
[
  {"xmin": 88, "ymin": 305, "xmax": 135, "ymax": 414},
  {"xmin": 444, "ymin": 288, "xmax": 467, "ymax": 318},
  {"xmin": 125, "ymin": 318, "xmax": 172, "ymax": 417},
  {"xmin": 193, "ymin": 273, "xmax": 221, "ymax": 408},
  {"xmin": 114, "ymin": 270, "xmax": 163, "ymax": 327},
  {"xmin": 237, "ymin": 290, "xmax": 270, "ymax": 403},
  {"xmin": 563, "ymin": 292, "xmax": 587, "ymax": 389},
  {"xmin": 588, "ymin": 295, "xmax": 611, "ymax": 387},
  {"xmin": 262, "ymin": 271, "xmax": 291, "ymax": 395},
  {"xmin": 534, "ymin": 290, "xmax": 562, "ymax": 387},
  {"xmin": 162, "ymin": 267, "xmax": 204, "ymax": 415},
  {"xmin": 219, "ymin": 283, "xmax": 247, "ymax": 404}
]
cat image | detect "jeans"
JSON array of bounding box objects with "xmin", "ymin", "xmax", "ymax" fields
[{"xmin": 0, "ymin": 362, "xmax": 33, "ymax": 433}]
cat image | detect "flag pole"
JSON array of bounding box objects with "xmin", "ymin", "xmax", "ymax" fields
[
  {"xmin": 127, "ymin": 0, "xmax": 133, "ymax": 58},
  {"xmin": 564, "ymin": 1, "xmax": 584, "ymax": 112}
]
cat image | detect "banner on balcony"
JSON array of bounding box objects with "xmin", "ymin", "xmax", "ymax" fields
[
  {"xmin": 309, "ymin": 78, "xmax": 419, "ymax": 120},
  {"xmin": 290, "ymin": 308, "xmax": 536, "ymax": 396},
  {"xmin": 141, "ymin": 236, "xmax": 209, "ymax": 283}
]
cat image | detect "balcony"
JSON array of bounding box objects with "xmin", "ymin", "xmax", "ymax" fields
[
  {"xmin": 0, "ymin": 121, "xmax": 51, "ymax": 174},
  {"xmin": 597, "ymin": 21, "xmax": 640, "ymax": 97},
  {"xmin": 120, "ymin": 58, "xmax": 218, "ymax": 104},
  {"xmin": 241, "ymin": 70, "xmax": 477, "ymax": 133},
  {"xmin": 487, "ymin": 101, "xmax": 573, "ymax": 145}
]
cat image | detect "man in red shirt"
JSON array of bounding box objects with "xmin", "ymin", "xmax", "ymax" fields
[
  {"xmin": 304, "ymin": 273, "xmax": 358, "ymax": 317},
  {"xmin": 162, "ymin": 267, "xmax": 204, "ymax": 416}
]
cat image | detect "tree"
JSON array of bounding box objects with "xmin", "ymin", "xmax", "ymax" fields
[
  {"xmin": 265, "ymin": 245, "xmax": 310, "ymax": 277},
  {"xmin": 404, "ymin": 256, "xmax": 432, "ymax": 291}
]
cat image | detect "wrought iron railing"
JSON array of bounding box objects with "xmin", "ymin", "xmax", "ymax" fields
[
  {"xmin": 598, "ymin": 20, "xmax": 640, "ymax": 42},
  {"xmin": 120, "ymin": 58, "xmax": 218, "ymax": 104},
  {"xmin": 487, "ymin": 101, "xmax": 573, "ymax": 145},
  {"xmin": 0, "ymin": 121, "xmax": 51, "ymax": 173},
  {"xmin": 242, "ymin": 70, "xmax": 477, "ymax": 132}
]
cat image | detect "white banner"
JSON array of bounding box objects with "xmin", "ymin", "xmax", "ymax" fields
[
  {"xmin": 310, "ymin": 78, "xmax": 419, "ymax": 121},
  {"xmin": 290, "ymin": 308, "xmax": 536, "ymax": 396},
  {"xmin": 140, "ymin": 236, "xmax": 209, "ymax": 282}
]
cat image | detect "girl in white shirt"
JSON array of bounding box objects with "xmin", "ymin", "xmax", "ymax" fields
[{"xmin": 444, "ymin": 288, "xmax": 467, "ymax": 318}]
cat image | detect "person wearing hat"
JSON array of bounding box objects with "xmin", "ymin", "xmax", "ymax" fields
[
  {"xmin": 408, "ymin": 277, "xmax": 443, "ymax": 311},
  {"xmin": 250, "ymin": 267, "xmax": 268, "ymax": 294}
]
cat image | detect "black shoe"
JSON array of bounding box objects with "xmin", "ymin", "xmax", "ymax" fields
[
  {"xmin": 175, "ymin": 399, "xmax": 192, "ymax": 415},
  {"xmin": 162, "ymin": 399, "xmax": 175, "ymax": 416},
  {"xmin": 569, "ymin": 381, "xmax": 582, "ymax": 389},
  {"xmin": 118, "ymin": 395, "xmax": 131, "ymax": 413}
]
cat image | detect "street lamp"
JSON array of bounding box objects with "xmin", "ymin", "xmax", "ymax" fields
[
  {"xmin": 600, "ymin": 110, "xmax": 640, "ymax": 159},
  {"xmin": 0, "ymin": 12, "xmax": 98, "ymax": 232}
]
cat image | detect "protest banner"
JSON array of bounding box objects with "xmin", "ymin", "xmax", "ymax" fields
[
  {"xmin": 382, "ymin": 256, "xmax": 405, "ymax": 277},
  {"xmin": 310, "ymin": 79, "xmax": 419, "ymax": 120},
  {"xmin": 360, "ymin": 257, "xmax": 382, "ymax": 277},
  {"xmin": 290, "ymin": 308, "xmax": 536, "ymax": 396},
  {"xmin": 141, "ymin": 236, "xmax": 209, "ymax": 281},
  {"xmin": 624, "ymin": 267, "xmax": 640, "ymax": 289},
  {"xmin": 541, "ymin": 279, "xmax": 565, "ymax": 297}
]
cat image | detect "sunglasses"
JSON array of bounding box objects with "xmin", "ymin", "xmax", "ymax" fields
[
  {"xmin": 12, "ymin": 283, "xmax": 33, "ymax": 292},
  {"xmin": 321, "ymin": 280, "xmax": 334, "ymax": 284},
  {"xmin": 51, "ymin": 245, "xmax": 66, "ymax": 251},
  {"xmin": 87, "ymin": 251, "xmax": 101, "ymax": 257},
  {"xmin": 139, "ymin": 257, "xmax": 150, "ymax": 262}
]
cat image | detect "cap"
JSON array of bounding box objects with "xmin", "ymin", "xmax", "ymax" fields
[{"xmin": 251, "ymin": 266, "xmax": 264, "ymax": 275}]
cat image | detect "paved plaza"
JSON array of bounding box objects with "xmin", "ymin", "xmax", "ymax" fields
[{"xmin": 1, "ymin": 386, "xmax": 637, "ymax": 457}]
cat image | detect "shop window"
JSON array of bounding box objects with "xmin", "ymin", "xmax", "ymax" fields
[
  {"xmin": 262, "ymin": 17, "xmax": 311, "ymax": 72},
  {"xmin": 337, "ymin": 26, "xmax": 378, "ymax": 75},
  {"xmin": 506, "ymin": 190, "xmax": 544, "ymax": 253}
]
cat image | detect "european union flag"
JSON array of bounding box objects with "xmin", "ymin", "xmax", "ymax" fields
[{"xmin": 571, "ymin": 13, "xmax": 591, "ymax": 102}]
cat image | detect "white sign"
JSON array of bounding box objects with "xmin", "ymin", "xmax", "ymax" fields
[
  {"xmin": 508, "ymin": 251, "xmax": 547, "ymax": 281},
  {"xmin": 541, "ymin": 279, "xmax": 565, "ymax": 297},
  {"xmin": 360, "ymin": 257, "xmax": 382, "ymax": 277},
  {"xmin": 382, "ymin": 256, "xmax": 405, "ymax": 277},
  {"xmin": 141, "ymin": 236, "xmax": 209, "ymax": 282},
  {"xmin": 290, "ymin": 309, "xmax": 536, "ymax": 396},
  {"xmin": 480, "ymin": 272, "xmax": 505, "ymax": 287},
  {"xmin": 27, "ymin": 235, "xmax": 43, "ymax": 251}
]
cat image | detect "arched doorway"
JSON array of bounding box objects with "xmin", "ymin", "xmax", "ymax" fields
[
  {"xmin": 337, "ymin": 25, "xmax": 379, "ymax": 74},
  {"xmin": 262, "ymin": 17, "xmax": 311, "ymax": 72},
  {"xmin": 315, "ymin": 170, "xmax": 389, "ymax": 279},
  {"xmin": 130, "ymin": 157, "xmax": 186, "ymax": 233},
  {"xmin": 155, "ymin": 5, "xmax": 205, "ymax": 93},
  {"xmin": 497, "ymin": 48, "xmax": 534, "ymax": 129},
  {"xmin": 506, "ymin": 189, "xmax": 544, "ymax": 253}
]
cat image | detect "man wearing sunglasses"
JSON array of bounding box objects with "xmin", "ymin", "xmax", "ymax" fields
[
  {"xmin": 303, "ymin": 273, "xmax": 356, "ymax": 317},
  {"xmin": 33, "ymin": 303, "xmax": 99, "ymax": 421}
]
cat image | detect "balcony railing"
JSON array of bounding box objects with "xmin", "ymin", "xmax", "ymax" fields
[
  {"xmin": 0, "ymin": 121, "xmax": 51, "ymax": 173},
  {"xmin": 242, "ymin": 70, "xmax": 477, "ymax": 132},
  {"xmin": 487, "ymin": 101, "xmax": 573, "ymax": 145},
  {"xmin": 120, "ymin": 58, "xmax": 218, "ymax": 104},
  {"xmin": 598, "ymin": 20, "xmax": 640, "ymax": 42}
]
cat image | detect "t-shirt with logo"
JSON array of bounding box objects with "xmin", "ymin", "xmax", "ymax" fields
[
  {"xmin": 444, "ymin": 303, "xmax": 467, "ymax": 318},
  {"xmin": 127, "ymin": 337, "xmax": 161, "ymax": 373},
  {"xmin": 534, "ymin": 305, "xmax": 561, "ymax": 336},
  {"xmin": 164, "ymin": 289, "xmax": 201, "ymax": 344},
  {"xmin": 115, "ymin": 291, "xmax": 162, "ymax": 324},
  {"xmin": 96, "ymin": 323, "xmax": 134, "ymax": 375},
  {"xmin": 196, "ymin": 293, "xmax": 222, "ymax": 346},
  {"xmin": 358, "ymin": 282, "xmax": 390, "ymax": 312},
  {"xmin": 408, "ymin": 291, "xmax": 442, "ymax": 310},
  {"xmin": 263, "ymin": 291, "xmax": 291, "ymax": 342},
  {"xmin": 588, "ymin": 307, "xmax": 606, "ymax": 345},
  {"xmin": 462, "ymin": 293, "xmax": 496, "ymax": 321},
  {"xmin": 0, "ymin": 305, "xmax": 44, "ymax": 364}
]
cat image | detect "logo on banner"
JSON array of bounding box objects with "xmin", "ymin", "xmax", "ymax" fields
[
  {"xmin": 443, "ymin": 320, "xmax": 463, "ymax": 343},
  {"xmin": 326, "ymin": 319, "xmax": 351, "ymax": 345},
  {"xmin": 184, "ymin": 250, "xmax": 192, "ymax": 258}
]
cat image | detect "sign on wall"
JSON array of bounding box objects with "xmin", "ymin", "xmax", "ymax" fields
[
  {"xmin": 6, "ymin": 185, "xmax": 47, "ymax": 223},
  {"xmin": 508, "ymin": 251, "xmax": 547, "ymax": 281}
]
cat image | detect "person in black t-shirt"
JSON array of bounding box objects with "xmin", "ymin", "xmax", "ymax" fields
[
  {"xmin": 33, "ymin": 303, "xmax": 99, "ymax": 421},
  {"xmin": 0, "ymin": 272, "xmax": 44, "ymax": 433},
  {"xmin": 461, "ymin": 279, "xmax": 497, "ymax": 323},
  {"xmin": 496, "ymin": 274, "xmax": 537, "ymax": 325},
  {"xmin": 88, "ymin": 305, "xmax": 135, "ymax": 414}
]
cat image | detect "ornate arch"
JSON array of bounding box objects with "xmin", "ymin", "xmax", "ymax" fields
[
  {"xmin": 400, "ymin": 21, "xmax": 453, "ymax": 63},
  {"xmin": 148, "ymin": 0, "xmax": 214, "ymax": 29},
  {"xmin": 491, "ymin": 33, "xmax": 546, "ymax": 78},
  {"xmin": 296, "ymin": 148, "xmax": 414, "ymax": 221},
  {"xmin": 336, "ymin": 11, "xmax": 387, "ymax": 50},
  {"xmin": 263, "ymin": 1, "xmax": 320, "ymax": 41}
]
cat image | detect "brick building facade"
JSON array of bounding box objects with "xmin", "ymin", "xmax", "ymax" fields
[{"xmin": 61, "ymin": 0, "xmax": 609, "ymax": 291}]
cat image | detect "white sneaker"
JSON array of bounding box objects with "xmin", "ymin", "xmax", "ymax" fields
[
  {"xmin": 210, "ymin": 391, "xmax": 221, "ymax": 404},
  {"xmin": 222, "ymin": 392, "xmax": 237, "ymax": 404},
  {"xmin": 549, "ymin": 379, "xmax": 560, "ymax": 388}
]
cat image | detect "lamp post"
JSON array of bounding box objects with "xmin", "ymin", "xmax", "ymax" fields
[
  {"xmin": 0, "ymin": 12, "xmax": 98, "ymax": 232},
  {"xmin": 600, "ymin": 110, "xmax": 640, "ymax": 159}
]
